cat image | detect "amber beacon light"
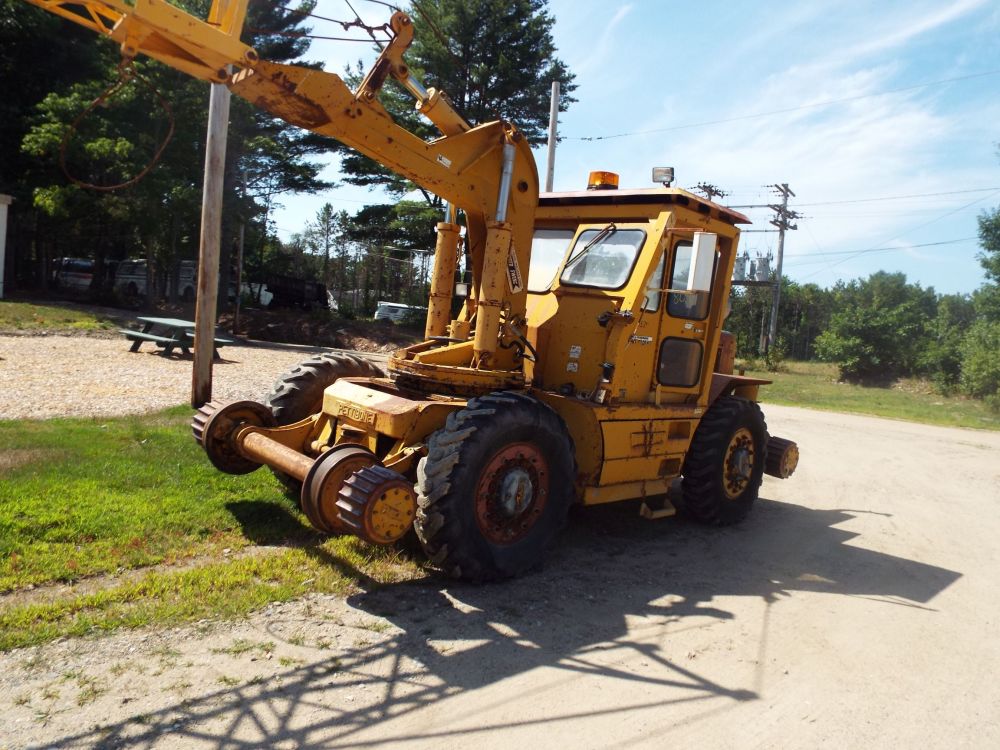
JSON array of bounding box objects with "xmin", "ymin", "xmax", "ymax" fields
[{"xmin": 587, "ymin": 170, "xmax": 620, "ymax": 190}]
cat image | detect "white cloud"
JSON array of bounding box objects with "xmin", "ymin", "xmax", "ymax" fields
[{"xmin": 564, "ymin": 3, "xmax": 633, "ymax": 77}]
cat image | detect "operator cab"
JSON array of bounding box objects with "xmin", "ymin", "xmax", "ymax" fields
[{"xmin": 525, "ymin": 171, "xmax": 749, "ymax": 406}]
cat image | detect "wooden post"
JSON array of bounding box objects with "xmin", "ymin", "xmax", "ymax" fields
[
  {"xmin": 0, "ymin": 194, "xmax": 12, "ymax": 299},
  {"xmin": 192, "ymin": 79, "xmax": 232, "ymax": 408}
]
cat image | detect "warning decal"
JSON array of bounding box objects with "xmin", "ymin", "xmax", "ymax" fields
[{"xmin": 506, "ymin": 250, "xmax": 524, "ymax": 293}]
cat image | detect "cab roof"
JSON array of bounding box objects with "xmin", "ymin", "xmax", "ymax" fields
[{"xmin": 537, "ymin": 187, "xmax": 751, "ymax": 226}]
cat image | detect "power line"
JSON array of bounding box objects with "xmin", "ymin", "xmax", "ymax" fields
[
  {"xmin": 791, "ymin": 186, "xmax": 1000, "ymax": 207},
  {"xmin": 783, "ymin": 236, "xmax": 978, "ymax": 264},
  {"xmin": 567, "ymin": 68, "xmax": 1000, "ymax": 142},
  {"xmin": 799, "ymin": 189, "xmax": 1000, "ymax": 280}
]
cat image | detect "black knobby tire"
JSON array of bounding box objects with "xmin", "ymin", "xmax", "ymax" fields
[
  {"xmin": 680, "ymin": 396, "xmax": 768, "ymax": 525},
  {"xmin": 264, "ymin": 352, "xmax": 384, "ymax": 492},
  {"xmin": 414, "ymin": 391, "xmax": 577, "ymax": 582}
]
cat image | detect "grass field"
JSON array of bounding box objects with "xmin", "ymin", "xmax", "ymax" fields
[
  {"xmin": 741, "ymin": 360, "xmax": 1000, "ymax": 431},
  {"xmin": 0, "ymin": 407, "xmax": 422, "ymax": 651},
  {"xmin": 0, "ymin": 299, "xmax": 117, "ymax": 333}
]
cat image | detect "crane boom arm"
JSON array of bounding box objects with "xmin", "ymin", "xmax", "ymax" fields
[
  {"xmin": 24, "ymin": 0, "xmax": 540, "ymax": 371},
  {"xmin": 26, "ymin": 0, "xmax": 256, "ymax": 82}
]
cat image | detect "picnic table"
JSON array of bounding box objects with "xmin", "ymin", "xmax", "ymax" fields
[{"xmin": 121, "ymin": 316, "xmax": 233, "ymax": 359}]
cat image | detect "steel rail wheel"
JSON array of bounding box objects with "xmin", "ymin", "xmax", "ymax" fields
[
  {"xmin": 300, "ymin": 444, "xmax": 377, "ymax": 534},
  {"xmin": 679, "ymin": 396, "xmax": 768, "ymax": 525},
  {"xmin": 192, "ymin": 400, "xmax": 276, "ymax": 475},
  {"xmin": 415, "ymin": 391, "xmax": 576, "ymax": 581}
]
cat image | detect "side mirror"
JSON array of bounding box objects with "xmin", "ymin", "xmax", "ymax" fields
[{"xmin": 688, "ymin": 232, "xmax": 717, "ymax": 292}]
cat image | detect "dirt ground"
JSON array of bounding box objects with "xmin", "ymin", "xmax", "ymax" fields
[{"xmin": 2, "ymin": 404, "xmax": 999, "ymax": 748}]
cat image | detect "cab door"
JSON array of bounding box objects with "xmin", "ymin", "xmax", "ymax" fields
[{"xmin": 653, "ymin": 232, "xmax": 717, "ymax": 402}]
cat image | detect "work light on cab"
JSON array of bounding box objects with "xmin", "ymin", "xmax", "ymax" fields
[{"xmin": 652, "ymin": 167, "xmax": 675, "ymax": 186}]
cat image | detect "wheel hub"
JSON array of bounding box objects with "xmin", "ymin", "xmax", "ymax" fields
[
  {"xmin": 723, "ymin": 427, "xmax": 756, "ymax": 499},
  {"xmin": 499, "ymin": 468, "xmax": 534, "ymax": 516},
  {"xmin": 475, "ymin": 443, "xmax": 549, "ymax": 545}
]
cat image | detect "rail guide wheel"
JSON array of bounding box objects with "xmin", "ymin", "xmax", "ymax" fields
[{"xmin": 191, "ymin": 400, "xmax": 275, "ymax": 475}]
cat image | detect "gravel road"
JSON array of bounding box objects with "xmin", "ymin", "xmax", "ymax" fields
[
  {"xmin": 0, "ymin": 334, "xmax": 387, "ymax": 419},
  {"xmin": 1, "ymin": 390, "xmax": 999, "ymax": 748}
]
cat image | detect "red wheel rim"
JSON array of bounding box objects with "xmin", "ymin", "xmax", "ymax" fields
[{"xmin": 475, "ymin": 442, "xmax": 549, "ymax": 545}]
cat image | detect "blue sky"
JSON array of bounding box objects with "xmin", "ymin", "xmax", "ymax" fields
[{"xmin": 271, "ymin": 0, "xmax": 1000, "ymax": 295}]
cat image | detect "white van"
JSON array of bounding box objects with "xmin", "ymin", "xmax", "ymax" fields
[
  {"xmin": 116, "ymin": 259, "xmax": 197, "ymax": 301},
  {"xmin": 374, "ymin": 301, "xmax": 427, "ymax": 324},
  {"xmin": 52, "ymin": 257, "xmax": 94, "ymax": 292}
]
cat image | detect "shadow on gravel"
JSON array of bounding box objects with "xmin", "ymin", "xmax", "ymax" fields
[{"xmin": 51, "ymin": 497, "xmax": 960, "ymax": 748}]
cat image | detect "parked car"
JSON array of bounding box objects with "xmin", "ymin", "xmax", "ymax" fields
[
  {"xmin": 374, "ymin": 301, "xmax": 428, "ymax": 325},
  {"xmin": 115, "ymin": 259, "xmax": 197, "ymax": 301},
  {"xmin": 52, "ymin": 257, "xmax": 94, "ymax": 292}
]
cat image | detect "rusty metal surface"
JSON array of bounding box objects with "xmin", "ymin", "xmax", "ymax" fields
[
  {"xmin": 240, "ymin": 431, "xmax": 313, "ymax": 481},
  {"xmin": 191, "ymin": 399, "xmax": 275, "ymax": 475},
  {"xmin": 300, "ymin": 444, "xmax": 376, "ymax": 534}
]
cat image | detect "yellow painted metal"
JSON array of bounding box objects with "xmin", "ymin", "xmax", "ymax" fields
[
  {"xmin": 426, "ymin": 221, "xmax": 462, "ymax": 339},
  {"xmin": 416, "ymin": 87, "xmax": 471, "ymax": 137},
  {"xmin": 733, "ymin": 384, "xmax": 760, "ymax": 400},
  {"xmin": 367, "ymin": 484, "xmax": 418, "ymax": 544},
  {"xmin": 639, "ymin": 497, "xmax": 677, "ymax": 519},
  {"xmin": 474, "ymin": 221, "xmax": 512, "ymax": 363},
  {"xmin": 597, "ymin": 418, "xmax": 694, "ymax": 486},
  {"xmin": 25, "ymin": 0, "xmax": 255, "ymax": 82},
  {"xmin": 322, "ymin": 379, "xmax": 464, "ymax": 447},
  {"xmin": 450, "ymin": 319, "xmax": 472, "ymax": 340},
  {"xmin": 583, "ymin": 479, "xmax": 672, "ymax": 506},
  {"xmin": 28, "ymin": 0, "xmax": 538, "ymax": 377}
]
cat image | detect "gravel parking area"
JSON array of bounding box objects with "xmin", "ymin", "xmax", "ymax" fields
[{"xmin": 0, "ymin": 334, "xmax": 388, "ymax": 420}]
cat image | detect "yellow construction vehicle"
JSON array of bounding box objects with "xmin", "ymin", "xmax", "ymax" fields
[{"xmin": 28, "ymin": 0, "xmax": 799, "ymax": 580}]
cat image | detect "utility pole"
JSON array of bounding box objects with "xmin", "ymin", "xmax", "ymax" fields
[
  {"xmin": 191, "ymin": 77, "xmax": 233, "ymax": 408},
  {"xmin": 0, "ymin": 194, "xmax": 11, "ymax": 299},
  {"xmin": 544, "ymin": 81, "xmax": 560, "ymax": 192},
  {"xmin": 191, "ymin": 0, "xmax": 246, "ymax": 407},
  {"xmin": 766, "ymin": 183, "xmax": 800, "ymax": 353},
  {"xmin": 693, "ymin": 183, "xmax": 728, "ymax": 202}
]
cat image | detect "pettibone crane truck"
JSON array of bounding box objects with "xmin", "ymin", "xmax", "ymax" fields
[{"xmin": 27, "ymin": 0, "xmax": 799, "ymax": 580}]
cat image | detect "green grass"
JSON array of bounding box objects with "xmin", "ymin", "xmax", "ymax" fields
[
  {"xmin": 0, "ymin": 300, "xmax": 117, "ymax": 333},
  {"xmin": 743, "ymin": 360, "xmax": 1000, "ymax": 431},
  {"xmin": 0, "ymin": 407, "xmax": 422, "ymax": 650}
]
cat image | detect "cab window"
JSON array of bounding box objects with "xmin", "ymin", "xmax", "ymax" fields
[
  {"xmin": 666, "ymin": 241, "xmax": 712, "ymax": 320},
  {"xmin": 528, "ymin": 228, "xmax": 574, "ymax": 292},
  {"xmin": 560, "ymin": 227, "xmax": 646, "ymax": 290}
]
